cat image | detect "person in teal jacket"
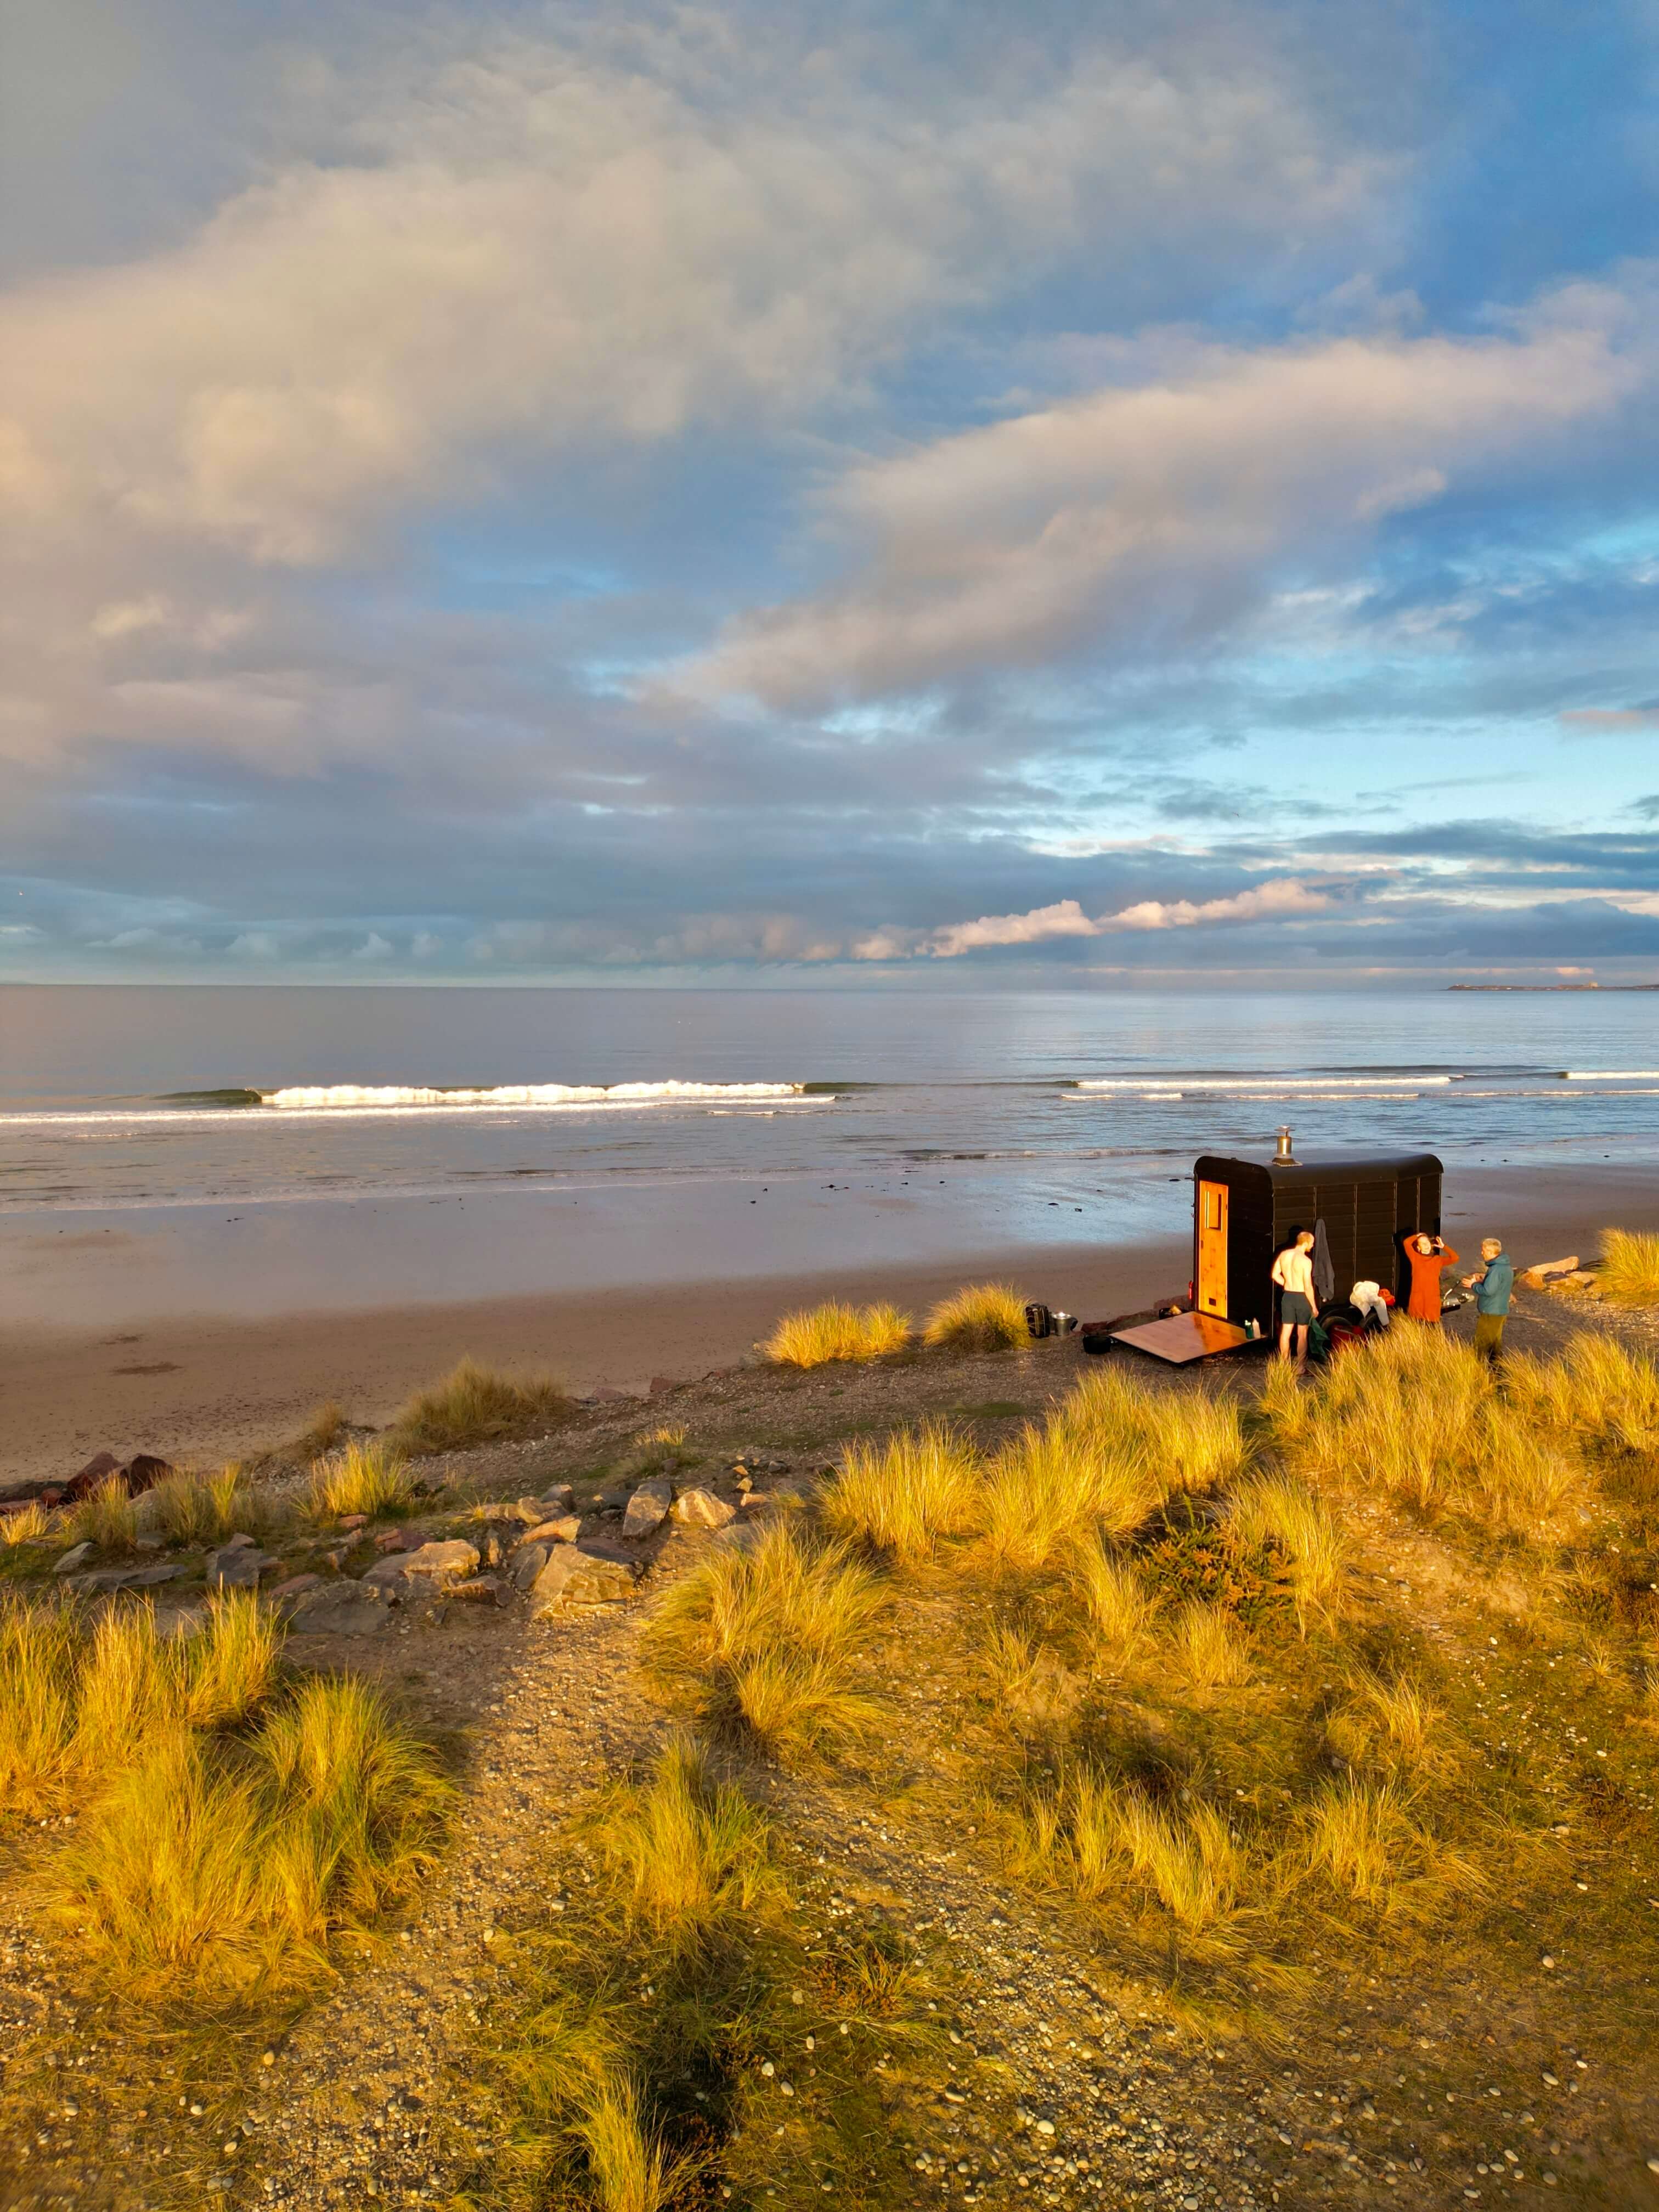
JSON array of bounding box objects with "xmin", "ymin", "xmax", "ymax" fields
[{"xmin": 1463, "ymin": 1238, "xmax": 1515, "ymax": 1363}]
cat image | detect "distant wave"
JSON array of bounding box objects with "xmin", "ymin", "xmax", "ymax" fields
[
  {"xmin": 1073, "ymin": 1075, "xmax": 1454, "ymax": 1092},
  {"xmin": 1562, "ymin": 1070, "xmax": 1659, "ymax": 1081},
  {"xmin": 260, "ymin": 1079, "xmax": 804, "ymax": 1110}
]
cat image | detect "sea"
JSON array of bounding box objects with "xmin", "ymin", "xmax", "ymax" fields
[{"xmin": 3, "ymin": 984, "xmax": 1658, "ymax": 1325}]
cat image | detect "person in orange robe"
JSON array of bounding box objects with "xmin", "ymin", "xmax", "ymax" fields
[{"xmin": 1404, "ymin": 1232, "xmax": 1459, "ymax": 1322}]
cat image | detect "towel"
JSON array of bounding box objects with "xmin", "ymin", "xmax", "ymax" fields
[{"xmin": 1312, "ymin": 1216, "xmax": 1336, "ymax": 1304}]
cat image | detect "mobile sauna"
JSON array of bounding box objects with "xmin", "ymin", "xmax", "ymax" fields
[{"xmin": 1193, "ymin": 1138, "xmax": 1443, "ymax": 1337}]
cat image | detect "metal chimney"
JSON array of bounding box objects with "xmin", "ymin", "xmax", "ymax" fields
[{"xmin": 1274, "ymin": 1124, "xmax": 1298, "ymax": 1165}]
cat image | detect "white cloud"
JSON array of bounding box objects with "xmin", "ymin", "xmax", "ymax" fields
[
  {"xmin": 674, "ymin": 286, "xmax": 1653, "ymax": 708},
  {"xmin": 856, "ymin": 877, "xmax": 1334, "ymax": 958},
  {"xmin": 0, "ymin": 13, "xmax": 1390, "ymax": 772}
]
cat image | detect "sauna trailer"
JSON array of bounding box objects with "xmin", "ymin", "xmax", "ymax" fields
[{"xmin": 1192, "ymin": 1137, "xmax": 1443, "ymax": 1337}]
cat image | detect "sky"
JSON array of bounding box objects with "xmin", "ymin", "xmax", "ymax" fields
[{"xmin": 3, "ymin": 0, "xmax": 1659, "ymax": 988}]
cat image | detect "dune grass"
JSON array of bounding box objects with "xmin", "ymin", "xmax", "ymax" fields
[
  {"xmin": 484, "ymin": 1736, "xmax": 935, "ymax": 2212},
  {"xmin": 150, "ymin": 1462, "xmax": 288, "ymax": 1548},
  {"xmin": 391, "ymin": 1355, "xmax": 573, "ymax": 1455},
  {"xmin": 977, "ymin": 1418, "xmax": 1164, "ymax": 1571},
  {"xmin": 1596, "ymin": 1227, "xmax": 1659, "ymax": 1308},
  {"xmin": 922, "ymin": 1282, "xmax": 1029, "ymax": 1353},
  {"xmin": 588, "ymin": 1731, "xmax": 780, "ymax": 1954},
  {"xmin": 1066, "ymin": 1540, "xmax": 1157, "ymax": 1656},
  {"xmin": 1007, "ymin": 1766, "xmax": 1243, "ymax": 1935},
  {"xmin": 57, "ymin": 1671, "xmax": 448, "ymax": 2002},
  {"xmin": 1167, "ymin": 1600, "xmax": 1251, "ymax": 1691},
  {"xmin": 65, "ymin": 1475, "xmax": 138, "ymax": 1554},
  {"xmin": 821, "ymin": 1421, "xmax": 979, "ymax": 1564},
  {"xmin": 1, "ymin": 1499, "xmax": 49, "ymax": 1547},
  {"xmin": 291, "ymin": 1398, "xmax": 350, "ymax": 1462},
  {"xmin": 1506, "ymin": 1330, "xmax": 1659, "ymax": 1459},
  {"xmin": 1264, "ymin": 1323, "xmax": 1581, "ymax": 1539},
  {"xmin": 1297, "ymin": 1776, "xmax": 1484, "ymax": 1922},
  {"xmin": 642, "ymin": 1519, "xmax": 889, "ymax": 1762},
  {"xmin": 307, "ymin": 1436, "xmax": 416, "ymax": 1519},
  {"xmin": 1228, "ymin": 1474, "xmax": 1348, "ymax": 1634},
  {"xmin": 760, "ymin": 1300, "xmax": 912, "ymax": 1368},
  {"xmin": 1325, "ymin": 1669, "xmax": 1448, "ymax": 1781}
]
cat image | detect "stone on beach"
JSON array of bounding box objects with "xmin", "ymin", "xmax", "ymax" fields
[
  {"xmin": 208, "ymin": 1545, "xmax": 279, "ymax": 1589},
  {"xmin": 53, "ymin": 1542, "xmax": 95, "ymax": 1576},
  {"xmin": 287, "ymin": 1579, "xmax": 389, "ymax": 1635},
  {"xmin": 529, "ymin": 1539, "xmax": 640, "ymax": 1615},
  {"xmin": 511, "ymin": 1543, "xmax": 550, "ymax": 1589},
  {"xmin": 669, "ymin": 1486, "xmax": 736, "ymax": 1530},
  {"xmin": 622, "ymin": 1480, "xmax": 672, "ymax": 1537},
  {"xmin": 362, "ymin": 1538, "xmax": 481, "ymax": 1589},
  {"xmin": 521, "ymin": 1514, "xmax": 580, "ymax": 1545}
]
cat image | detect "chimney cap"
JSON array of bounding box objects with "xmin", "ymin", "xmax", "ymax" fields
[{"xmin": 1274, "ymin": 1124, "xmax": 1299, "ymax": 1166}]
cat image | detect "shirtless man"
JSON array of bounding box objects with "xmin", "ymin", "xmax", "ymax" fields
[{"xmin": 1272, "ymin": 1228, "xmax": 1318, "ymax": 1373}]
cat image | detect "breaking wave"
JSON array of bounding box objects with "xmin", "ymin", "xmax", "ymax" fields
[{"xmin": 260, "ymin": 1079, "xmax": 807, "ymax": 1110}]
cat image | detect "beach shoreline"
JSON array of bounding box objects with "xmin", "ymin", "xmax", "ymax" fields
[{"xmin": 4, "ymin": 1159, "xmax": 1658, "ymax": 1484}]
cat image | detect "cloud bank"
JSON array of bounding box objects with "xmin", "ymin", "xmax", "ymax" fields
[{"xmin": 3, "ymin": 0, "xmax": 1659, "ymax": 984}]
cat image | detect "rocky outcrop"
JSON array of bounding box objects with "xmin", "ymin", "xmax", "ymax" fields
[{"xmin": 528, "ymin": 1540, "xmax": 640, "ymax": 1616}]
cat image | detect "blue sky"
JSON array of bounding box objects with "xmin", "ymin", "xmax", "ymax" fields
[{"xmin": 3, "ymin": 0, "xmax": 1658, "ymax": 984}]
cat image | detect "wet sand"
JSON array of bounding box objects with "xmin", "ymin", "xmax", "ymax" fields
[{"xmin": 3, "ymin": 1161, "xmax": 1656, "ymax": 1486}]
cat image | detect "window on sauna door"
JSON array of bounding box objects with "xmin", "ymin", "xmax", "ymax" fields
[{"xmin": 1197, "ymin": 1181, "xmax": 1228, "ymax": 1316}]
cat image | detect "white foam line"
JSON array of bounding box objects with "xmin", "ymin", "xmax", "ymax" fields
[
  {"xmin": 263, "ymin": 1078, "xmax": 803, "ymax": 1109},
  {"xmin": 0, "ymin": 1097, "xmax": 836, "ymax": 1129},
  {"xmin": 1563, "ymin": 1071, "xmax": 1659, "ymax": 1081},
  {"xmin": 1073, "ymin": 1075, "xmax": 1452, "ymax": 1091}
]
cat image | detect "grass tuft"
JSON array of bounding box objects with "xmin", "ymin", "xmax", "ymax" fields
[
  {"xmin": 1298, "ymin": 1777, "xmax": 1483, "ymax": 1921},
  {"xmin": 151, "ymin": 1463, "xmax": 288, "ymax": 1549},
  {"xmin": 1066, "ymin": 1541, "xmax": 1156, "ymax": 1656},
  {"xmin": 643, "ymin": 1520, "xmax": 889, "ymax": 1762},
  {"xmin": 590, "ymin": 1732, "xmax": 776, "ymax": 1954},
  {"xmin": 922, "ymin": 1282, "xmax": 1029, "ymax": 1352},
  {"xmin": 978, "ymin": 1419, "xmax": 1162, "ymax": 1571},
  {"xmin": 308, "ymin": 1437, "xmax": 416, "ymax": 1520},
  {"xmin": 1, "ymin": 1500, "xmax": 50, "ymax": 1547},
  {"xmin": 292, "ymin": 1398, "xmax": 350, "ymax": 1462},
  {"xmin": 1167, "ymin": 1601, "xmax": 1251, "ymax": 1691},
  {"xmin": 821, "ymin": 1421, "xmax": 979, "ymax": 1564},
  {"xmin": 1229, "ymin": 1475, "xmax": 1348, "ymax": 1633},
  {"xmin": 65, "ymin": 1476, "xmax": 138, "ymax": 1554},
  {"xmin": 1264, "ymin": 1323, "xmax": 1580, "ymax": 1539},
  {"xmin": 1009, "ymin": 1767, "xmax": 1243, "ymax": 1934},
  {"xmin": 1596, "ymin": 1227, "xmax": 1659, "ymax": 1308},
  {"xmin": 391, "ymin": 1356, "xmax": 573, "ymax": 1455},
  {"xmin": 760, "ymin": 1301, "xmax": 911, "ymax": 1368}
]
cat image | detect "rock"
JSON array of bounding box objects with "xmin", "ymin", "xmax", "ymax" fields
[
  {"xmin": 287, "ymin": 1580, "xmax": 388, "ymax": 1635},
  {"xmin": 514, "ymin": 1496, "xmax": 546, "ymax": 1523},
  {"xmin": 208, "ymin": 1545, "xmax": 278, "ymax": 1590},
  {"xmin": 446, "ymin": 1575, "xmax": 506, "ymax": 1605},
  {"xmin": 53, "ymin": 1543, "xmax": 95, "ymax": 1576},
  {"xmin": 321, "ymin": 1545, "xmax": 351, "ymax": 1571},
  {"xmin": 338, "ymin": 1513, "xmax": 369, "ymax": 1531},
  {"xmin": 400, "ymin": 1538, "xmax": 481, "ymax": 1582},
  {"xmin": 539, "ymin": 1483, "xmax": 575, "ymax": 1511},
  {"xmin": 134, "ymin": 1534, "xmax": 166, "ymax": 1554},
  {"xmin": 222, "ymin": 1531, "xmax": 257, "ymax": 1551},
  {"xmin": 670, "ymin": 1487, "xmax": 736, "ymax": 1530},
  {"xmin": 123, "ymin": 1453, "xmax": 173, "ymax": 1493},
  {"xmin": 647, "ymin": 1375, "xmax": 678, "ymax": 1397},
  {"xmin": 270, "ymin": 1573, "xmax": 324, "ymax": 1602},
  {"xmin": 588, "ymin": 1386, "xmax": 631, "ymax": 1403},
  {"xmin": 622, "ymin": 1480, "xmax": 672, "ymax": 1538},
  {"xmin": 529, "ymin": 1540, "xmax": 640, "ymax": 1616},
  {"xmin": 1520, "ymin": 1254, "xmax": 1580, "ymax": 1287},
  {"xmin": 511, "ymin": 1543, "xmax": 550, "ymax": 1590},
  {"xmin": 71, "ymin": 1451, "xmax": 122, "ymax": 1491},
  {"xmin": 522, "ymin": 1515, "xmax": 580, "ymax": 1545},
  {"xmin": 67, "ymin": 1562, "xmax": 182, "ymax": 1595}
]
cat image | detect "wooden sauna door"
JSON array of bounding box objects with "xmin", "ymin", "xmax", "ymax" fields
[{"xmin": 1197, "ymin": 1180, "xmax": 1228, "ymax": 1316}]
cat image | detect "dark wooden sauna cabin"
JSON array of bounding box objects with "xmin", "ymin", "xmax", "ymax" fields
[{"xmin": 1192, "ymin": 1143, "xmax": 1443, "ymax": 1336}]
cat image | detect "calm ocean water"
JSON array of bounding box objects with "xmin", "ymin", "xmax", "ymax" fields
[
  {"xmin": 5, "ymin": 984, "xmax": 1659, "ymax": 1212},
  {"xmin": 3, "ymin": 985, "xmax": 1657, "ymax": 1322}
]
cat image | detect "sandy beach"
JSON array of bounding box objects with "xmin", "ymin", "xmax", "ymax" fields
[{"xmin": 5, "ymin": 1158, "xmax": 1658, "ymax": 1485}]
